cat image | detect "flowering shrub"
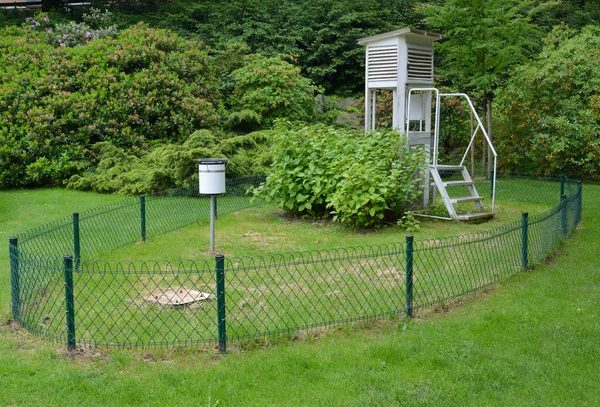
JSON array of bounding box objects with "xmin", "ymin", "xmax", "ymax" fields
[{"xmin": 0, "ymin": 21, "xmax": 223, "ymax": 187}]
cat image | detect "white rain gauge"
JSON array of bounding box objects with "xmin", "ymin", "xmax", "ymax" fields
[{"xmin": 197, "ymin": 158, "xmax": 228, "ymax": 252}]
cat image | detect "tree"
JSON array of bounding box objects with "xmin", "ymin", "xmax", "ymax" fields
[
  {"xmin": 416, "ymin": 0, "xmax": 555, "ymax": 176},
  {"xmin": 495, "ymin": 25, "xmax": 600, "ymax": 179}
]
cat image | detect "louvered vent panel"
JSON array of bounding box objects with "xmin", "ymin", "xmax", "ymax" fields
[
  {"xmin": 407, "ymin": 46, "xmax": 433, "ymax": 82},
  {"xmin": 367, "ymin": 45, "xmax": 398, "ymax": 81}
]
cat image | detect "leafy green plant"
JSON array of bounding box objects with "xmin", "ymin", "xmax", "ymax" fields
[
  {"xmin": 496, "ymin": 25, "xmax": 600, "ymax": 179},
  {"xmin": 0, "ymin": 21, "xmax": 223, "ymax": 188},
  {"xmin": 254, "ymin": 123, "xmax": 427, "ymax": 228},
  {"xmin": 397, "ymin": 211, "xmax": 421, "ymax": 232},
  {"xmin": 67, "ymin": 130, "xmax": 273, "ymax": 194},
  {"xmin": 230, "ymin": 55, "xmax": 317, "ymax": 127}
]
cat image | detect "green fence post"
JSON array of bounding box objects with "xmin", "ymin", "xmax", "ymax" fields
[
  {"xmin": 521, "ymin": 212, "xmax": 529, "ymax": 270},
  {"xmin": 140, "ymin": 195, "xmax": 146, "ymax": 242},
  {"xmin": 73, "ymin": 213, "xmax": 80, "ymax": 272},
  {"xmin": 560, "ymin": 175, "xmax": 565, "ymax": 199},
  {"xmin": 9, "ymin": 237, "xmax": 20, "ymax": 320},
  {"xmin": 405, "ymin": 235, "xmax": 414, "ymax": 318},
  {"xmin": 561, "ymin": 195, "xmax": 568, "ymax": 236},
  {"xmin": 63, "ymin": 255, "xmax": 76, "ymax": 352},
  {"xmin": 216, "ymin": 254, "xmax": 227, "ymax": 353},
  {"xmin": 490, "ymin": 170, "xmax": 495, "ymax": 199},
  {"xmin": 577, "ymin": 181, "xmax": 583, "ymax": 225}
]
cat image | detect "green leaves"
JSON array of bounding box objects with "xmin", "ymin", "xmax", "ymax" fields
[
  {"xmin": 496, "ymin": 26, "xmax": 600, "ymax": 179},
  {"xmin": 230, "ymin": 55, "xmax": 317, "ymax": 128},
  {"xmin": 254, "ymin": 123, "xmax": 427, "ymax": 228},
  {"xmin": 0, "ymin": 22, "xmax": 223, "ymax": 188},
  {"xmin": 417, "ymin": 0, "xmax": 552, "ymax": 97}
]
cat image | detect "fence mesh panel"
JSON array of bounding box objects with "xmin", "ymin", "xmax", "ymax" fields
[{"xmin": 8, "ymin": 175, "xmax": 582, "ymax": 349}]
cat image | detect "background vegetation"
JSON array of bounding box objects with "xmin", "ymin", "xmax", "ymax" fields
[{"xmin": 1, "ymin": 0, "xmax": 599, "ymax": 202}]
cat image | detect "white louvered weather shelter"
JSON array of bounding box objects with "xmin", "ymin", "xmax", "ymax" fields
[
  {"xmin": 358, "ymin": 28, "xmax": 441, "ymax": 139},
  {"xmin": 358, "ymin": 28, "xmax": 498, "ymax": 221}
]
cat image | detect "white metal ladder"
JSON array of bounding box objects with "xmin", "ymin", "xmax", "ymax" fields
[{"xmin": 407, "ymin": 89, "xmax": 497, "ymax": 221}]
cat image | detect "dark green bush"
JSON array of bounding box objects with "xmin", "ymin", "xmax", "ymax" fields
[
  {"xmin": 230, "ymin": 55, "xmax": 317, "ymax": 128},
  {"xmin": 67, "ymin": 130, "xmax": 273, "ymax": 194},
  {"xmin": 0, "ymin": 20, "xmax": 223, "ymax": 188},
  {"xmin": 254, "ymin": 123, "xmax": 427, "ymax": 228}
]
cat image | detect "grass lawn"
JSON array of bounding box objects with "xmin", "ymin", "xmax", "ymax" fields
[{"xmin": 0, "ymin": 184, "xmax": 598, "ymax": 406}]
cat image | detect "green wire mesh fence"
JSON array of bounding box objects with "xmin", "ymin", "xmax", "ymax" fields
[{"xmin": 8, "ymin": 175, "xmax": 582, "ymax": 351}]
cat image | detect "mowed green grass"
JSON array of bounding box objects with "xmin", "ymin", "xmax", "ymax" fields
[{"xmin": 0, "ymin": 184, "xmax": 598, "ymax": 406}]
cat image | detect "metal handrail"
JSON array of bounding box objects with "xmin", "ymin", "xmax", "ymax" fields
[
  {"xmin": 439, "ymin": 93, "xmax": 497, "ymax": 213},
  {"xmin": 406, "ymin": 89, "xmax": 497, "ymax": 213}
]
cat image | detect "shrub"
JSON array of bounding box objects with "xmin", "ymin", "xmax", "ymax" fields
[
  {"xmin": 0, "ymin": 21, "xmax": 223, "ymax": 188},
  {"xmin": 46, "ymin": 9, "xmax": 118, "ymax": 47},
  {"xmin": 67, "ymin": 130, "xmax": 273, "ymax": 194},
  {"xmin": 254, "ymin": 123, "xmax": 427, "ymax": 228},
  {"xmin": 496, "ymin": 25, "xmax": 600, "ymax": 179},
  {"xmin": 230, "ymin": 55, "xmax": 317, "ymax": 127}
]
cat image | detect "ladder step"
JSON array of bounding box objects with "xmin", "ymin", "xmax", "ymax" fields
[
  {"xmin": 432, "ymin": 165, "xmax": 465, "ymax": 171},
  {"xmin": 444, "ymin": 180, "xmax": 474, "ymax": 187},
  {"xmin": 450, "ymin": 196, "xmax": 484, "ymax": 204},
  {"xmin": 457, "ymin": 212, "xmax": 494, "ymax": 222}
]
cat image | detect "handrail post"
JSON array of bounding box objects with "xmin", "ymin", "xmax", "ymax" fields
[
  {"xmin": 405, "ymin": 235, "xmax": 414, "ymax": 318},
  {"xmin": 216, "ymin": 254, "xmax": 227, "ymax": 353},
  {"xmin": 73, "ymin": 213, "xmax": 80, "ymax": 272},
  {"xmin": 63, "ymin": 256, "xmax": 76, "ymax": 352},
  {"xmin": 140, "ymin": 195, "xmax": 146, "ymax": 242},
  {"xmin": 521, "ymin": 212, "xmax": 529, "ymax": 270},
  {"xmin": 9, "ymin": 237, "xmax": 20, "ymax": 320}
]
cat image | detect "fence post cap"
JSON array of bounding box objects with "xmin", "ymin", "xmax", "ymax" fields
[{"xmin": 406, "ymin": 235, "xmax": 414, "ymax": 242}]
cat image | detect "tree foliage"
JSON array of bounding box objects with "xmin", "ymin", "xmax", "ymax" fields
[
  {"xmin": 230, "ymin": 55, "xmax": 317, "ymax": 127},
  {"xmin": 417, "ymin": 0, "xmax": 552, "ymax": 100},
  {"xmin": 150, "ymin": 0, "xmax": 420, "ymax": 95},
  {"xmin": 496, "ymin": 25, "xmax": 600, "ymax": 179}
]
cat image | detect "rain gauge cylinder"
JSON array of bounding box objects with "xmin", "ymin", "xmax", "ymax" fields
[{"xmin": 197, "ymin": 158, "xmax": 228, "ymax": 252}]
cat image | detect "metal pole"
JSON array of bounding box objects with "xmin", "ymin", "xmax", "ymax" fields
[
  {"xmin": 214, "ymin": 196, "xmax": 218, "ymax": 220},
  {"xmin": 215, "ymin": 254, "xmax": 226, "ymax": 353},
  {"xmin": 9, "ymin": 237, "xmax": 20, "ymax": 320},
  {"xmin": 490, "ymin": 170, "xmax": 495, "ymax": 199},
  {"xmin": 405, "ymin": 235, "xmax": 414, "ymax": 318},
  {"xmin": 73, "ymin": 213, "xmax": 80, "ymax": 272},
  {"xmin": 140, "ymin": 195, "xmax": 146, "ymax": 242},
  {"xmin": 521, "ymin": 212, "xmax": 529, "ymax": 270},
  {"xmin": 210, "ymin": 195, "xmax": 216, "ymax": 252},
  {"xmin": 63, "ymin": 255, "xmax": 76, "ymax": 351},
  {"xmin": 560, "ymin": 175, "xmax": 565, "ymax": 199}
]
